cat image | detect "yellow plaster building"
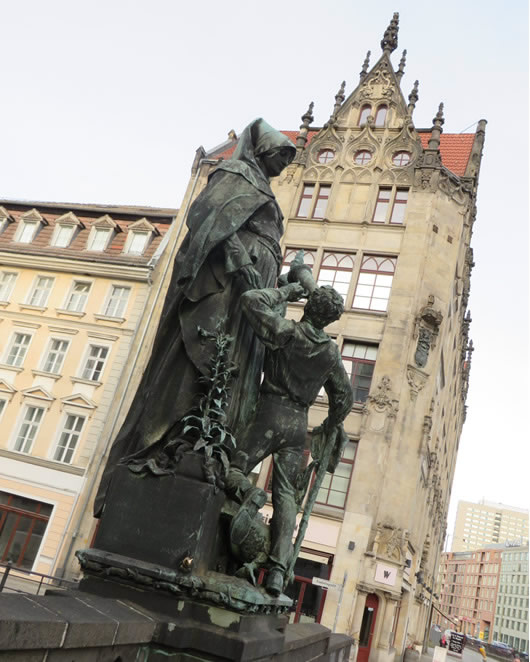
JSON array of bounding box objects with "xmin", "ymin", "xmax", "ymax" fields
[
  {"xmin": 63, "ymin": 15, "xmax": 485, "ymax": 662},
  {"xmin": 0, "ymin": 200, "xmax": 175, "ymax": 579}
]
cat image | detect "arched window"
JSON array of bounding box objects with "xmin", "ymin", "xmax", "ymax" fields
[
  {"xmin": 317, "ymin": 252, "xmax": 356, "ymax": 301},
  {"xmin": 358, "ymin": 105, "xmax": 371, "ymax": 126},
  {"xmin": 375, "ymin": 105, "xmax": 388, "ymax": 127}
]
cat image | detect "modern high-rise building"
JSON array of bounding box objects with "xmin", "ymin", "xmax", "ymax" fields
[
  {"xmin": 436, "ymin": 546, "xmax": 502, "ymax": 642},
  {"xmin": 0, "ymin": 200, "xmax": 175, "ymax": 579},
  {"xmin": 61, "ymin": 13, "xmax": 485, "ymax": 662},
  {"xmin": 452, "ymin": 500, "xmax": 529, "ymax": 553},
  {"xmin": 493, "ymin": 544, "xmax": 529, "ymax": 653}
]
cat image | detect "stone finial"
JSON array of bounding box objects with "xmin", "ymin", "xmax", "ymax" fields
[
  {"xmin": 407, "ymin": 80, "xmax": 419, "ymax": 115},
  {"xmin": 332, "ymin": 81, "xmax": 346, "ymax": 116},
  {"xmin": 228, "ymin": 130, "xmax": 237, "ymax": 141},
  {"xmin": 428, "ymin": 102, "xmax": 445, "ymax": 150},
  {"xmin": 360, "ymin": 50, "xmax": 371, "ymax": 80},
  {"xmin": 296, "ymin": 101, "xmax": 314, "ymax": 149},
  {"xmin": 396, "ymin": 49, "xmax": 407, "ymax": 82},
  {"xmin": 381, "ymin": 12, "xmax": 399, "ymax": 54}
]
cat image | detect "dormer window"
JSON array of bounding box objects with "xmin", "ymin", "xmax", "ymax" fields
[
  {"xmin": 359, "ymin": 105, "xmax": 371, "ymax": 126},
  {"xmin": 14, "ymin": 209, "xmax": 47, "ymax": 244},
  {"xmin": 375, "ymin": 105, "xmax": 388, "ymax": 127},
  {"xmin": 51, "ymin": 212, "xmax": 84, "ymax": 248},
  {"xmin": 86, "ymin": 215, "xmax": 120, "ymax": 252},
  {"xmin": 123, "ymin": 218, "xmax": 159, "ymax": 256},
  {"xmin": 0, "ymin": 207, "xmax": 13, "ymax": 235}
]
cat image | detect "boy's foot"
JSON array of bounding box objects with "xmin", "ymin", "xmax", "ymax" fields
[{"xmin": 265, "ymin": 567, "xmax": 284, "ymax": 597}]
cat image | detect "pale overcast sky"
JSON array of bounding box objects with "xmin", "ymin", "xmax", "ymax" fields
[{"xmin": 1, "ymin": 0, "xmax": 528, "ymax": 537}]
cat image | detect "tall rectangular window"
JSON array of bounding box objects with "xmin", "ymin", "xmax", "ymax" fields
[
  {"xmin": 312, "ymin": 185, "xmax": 331, "ymax": 219},
  {"xmin": 42, "ymin": 339, "xmax": 69, "ymax": 374},
  {"xmin": 126, "ymin": 231, "xmax": 149, "ymax": 255},
  {"xmin": 52, "ymin": 224, "xmax": 75, "ymax": 248},
  {"xmin": 373, "ymin": 187, "xmax": 391, "ymax": 223},
  {"xmin": 82, "ymin": 345, "xmax": 109, "ymax": 381},
  {"xmin": 87, "ymin": 228, "xmax": 112, "ymax": 251},
  {"xmin": 390, "ymin": 189, "xmax": 408, "ymax": 224},
  {"xmin": 54, "ymin": 415, "xmax": 85, "ymax": 463},
  {"xmin": 316, "ymin": 441, "xmax": 357, "ymax": 509},
  {"xmin": 0, "ymin": 271, "xmax": 17, "ymax": 301},
  {"xmin": 353, "ymin": 255, "xmax": 396, "ymax": 311},
  {"xmin": 0, "ymin": 492, "xmax": 53, "ymax": 569},
  {"xmin": 372, "ymin": 187, "xmax": 409, "ymax": 224},
  {"xmin": 341, "ymin": 341, "xmax": 378, "ymax": 403},
  {"xmin": 105, "ymin": 285, "xmax": 131, "ymax": 317},
  {"xmin": 296, "ymin": 185, "xmax": 315, "ymax": 218},
  {"xmin": 317, "ymin": 252, "xmax": 355, "ymax": 302},
  {"xmin": 0, "ymin": 399, "xmax": 6, "ymax": 419},
  {"xmin": 296, "ymin": 184, "xmax": 331, "ymax": 219},
  {"xmin": 17, "ymin": 221, "xmax": 38, "ymax": 243},
  {"xmin": 28, "ymin": 276, "xmax": 54, "ymax": 307},
  {"xmin": 66, "ymin": 281, "xmax": 91, "ymax": 312},
  {"xmin": 14, "ymin": 406, "xmax": 45, "ymax": 453},
  {"xmin": 6, "ymin": 333, "xmax": 32, "ymax": 367}
]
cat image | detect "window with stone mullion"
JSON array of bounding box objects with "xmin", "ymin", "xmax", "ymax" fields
[
  {"xmin": 341, "ymin": 341, "xmax": 378, "ymax": 403},
  {"xmin": 315, "ymin": 441, "xmax": 357, "ymax": 509},
  {"xmin": 352, "ymin": 255, "xmax": 396, "ymax": 312},
  {"xmin": 317, "ymin": 252, "xmax": 355, "ymax": 302}
]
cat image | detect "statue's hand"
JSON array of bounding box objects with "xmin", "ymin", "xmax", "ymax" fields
[
  {"xmin": 239, "ymin": 265, "xmax": 263, "ymax": 289},
  {"xmin": 283, "ymin": 282, "xmax": 306, "ymax": 302}
]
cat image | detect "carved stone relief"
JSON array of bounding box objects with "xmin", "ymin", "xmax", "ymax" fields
[
  {"xmin": 360, "ymin": 375, "xmax": 399, "ymax": 443},
  {"xmin": 373, "ymin": 523, "xmax": 408, "ymax": 563},
  {"xmin": 406, "ymin": 365, "xmax": 428, "ymax": 402},
  {"xmin": 413, "ymin": 296, "xmax": 443, "ymax": 368}
]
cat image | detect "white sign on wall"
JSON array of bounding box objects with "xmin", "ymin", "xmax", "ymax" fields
[
  {"xmin": 375, "ymin": 563, "xmax": 397, "ymax": 586},
  {"xmin": 433, "ymin": 646, "xmax": 448, "ymax": 662}
]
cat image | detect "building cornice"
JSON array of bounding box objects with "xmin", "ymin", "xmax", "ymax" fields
[{"xmin": 0, "ymin": 251, "xmax": 150, "ymax": 282}]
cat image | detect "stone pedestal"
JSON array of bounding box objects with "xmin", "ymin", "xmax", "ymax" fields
[{"xmin": 94, "ymin": 460, "xmax": 225, "ymax": 575}]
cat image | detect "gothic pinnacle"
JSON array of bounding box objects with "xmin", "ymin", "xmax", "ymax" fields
[
  {"xmin": 333, "ymin": 81, "xmax": 346, "ymax": 116},
  {"xmin": 396, "ymin": 49, "xmax": 407, "ymax": 81},
  {"xmin": 296, "ymin": 101, "xmax": 314, "ymax": 149},
  {"xmin": 407, "ymin": 80, "xmax": 419, "ymax": 115},
  {"xmin": 381, "ymin": 12, "xmax": 399, "ymax": 54},
  {"xmin": 360, "ymin": 50, "xmax": 371, "ymax": 80},
  {"xmin": 428, "ymin": 102, "xmax": 445, "ymax": 150}
]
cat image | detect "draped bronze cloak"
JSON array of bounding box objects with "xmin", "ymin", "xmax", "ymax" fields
[{"xmin": 94, "ymin": 119, "xmax": 295, "ymax": 515}]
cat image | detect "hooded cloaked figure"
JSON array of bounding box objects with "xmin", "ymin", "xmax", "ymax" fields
[{"xmin": 95, "ymin": 119, "xmax": 295, "ymax": 515}]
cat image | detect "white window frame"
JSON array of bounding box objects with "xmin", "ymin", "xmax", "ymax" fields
[
  {"xmin": 51, "ymin": 223, "xmax": 75, "ymax": 248},
  {"xmin": 41, "ymin": 338, "xmax": 70, "ymax": 374},
  {"xmin": 4, "ymin": 332, "xmax": 33, "ymax": 367},
  {"xmin": 80, "ymin": 344, "xmax": 110, "ymax": 382},
  {"xmin": 123, "ymin": 230, "xmax": 150, "ymax": 255},
  {"xmin": 103, "ymin": 285, "xmax": 131, "ymax": 318},
  {"xmin": 0, "ymin": 271, "xmax": 18, "ymax": 302},
  {"xmin": 86, "ymin": 227, "xmax": 113, "ymax": 251},
  {"xmin": 52, "ymin": 413, "xmax": 86, "ymax": 464},
  {"xmin": 27, "ymin": 275, "xmax": 55, "ymax": 307},
  {"xmin": 15, "ymin": 220, "xmax": 39, "ymax": 243},
  {"xmin": 12, "ymin": 405, "xmax": 45, "ymax": 453},
  {"xmin": 64, "ymin": 280, "xmax": 92, "ymax": 313}
]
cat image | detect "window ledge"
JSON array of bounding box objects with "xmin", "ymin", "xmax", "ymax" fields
[
  {"xmin": 70, "ymin": 376, "xmax": 102, "ymax": 388},
  {"xmin": 56, "ymin": 308, "xmax": 86, "ymax": 318},
  {"xmin": 0, "ymin": 301, "xmax": 9, "ymax": 308},
  {"xmin": 0, "ymin": 363, "xmax": 24, "ymax": 373},
  {"xmin": 19, "ymin": 304, "xmax": 47, "ymax": 313},
  {"xmin": 94, "ymin": 314, "xmax": 125, "ymax": 324},
  {"xmin": 32, "ymin": 370, "xmax": 61, "ymax": 380},
  {"xmin": 349, "ymin": 308, "xmax": 388, "ymax": 317}
]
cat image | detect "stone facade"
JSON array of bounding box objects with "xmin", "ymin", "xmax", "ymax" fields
[{"xmin": 0, "ymin": 200, "xmax": 175, "ymax": 581}]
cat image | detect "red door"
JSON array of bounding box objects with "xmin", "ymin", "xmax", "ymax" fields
[{"xmin": 357, "ymin": 593, "xmax": 379, "ymax": 662}]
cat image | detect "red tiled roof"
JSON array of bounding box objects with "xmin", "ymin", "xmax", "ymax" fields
[
  {"xmin": 419, "ymin": 133, "xmax": 475, "ymax": 176},
  {"xmin": 211, "ymin": 130, "xmax": 475, "ymax": 177},
  {"xmin": 212, "ymin": 131, "xmax": 318, "ymax": 160}
]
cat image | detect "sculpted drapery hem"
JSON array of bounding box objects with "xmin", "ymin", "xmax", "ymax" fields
[{"xmin": 94, "ymin": 119, "xmax": 295, "ymax": 516}]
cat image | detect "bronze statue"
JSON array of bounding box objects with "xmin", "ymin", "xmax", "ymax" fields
[
  {"xmin": 226, "ymin": 272, "xmax": 354, "ymax": 596},
  {"xmin": 95, "ymin": 119, "xmax": 295, "ymax": 516}
]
